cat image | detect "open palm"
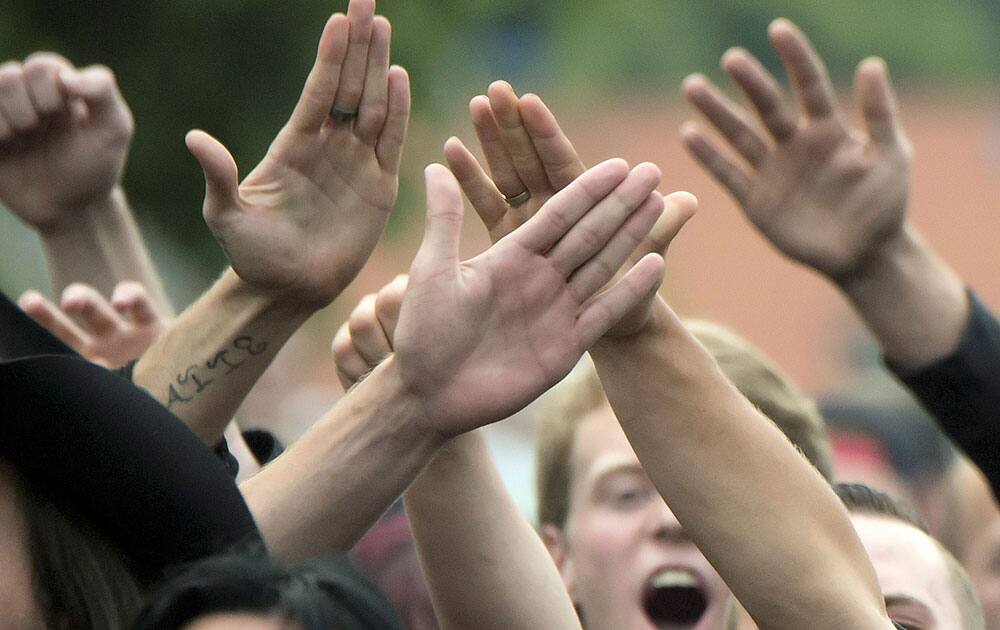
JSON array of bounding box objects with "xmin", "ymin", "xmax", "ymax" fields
[
  {"xmin": 682, "ymin": 19, "xmax": 911, "ymax": 279},
  {"xmin": 186, "ymin": 0, "xmax": 409, "ymax": 307},
  {"xmin": 394, "ymin": 160, "xmax": 666, "ymax": 437}
]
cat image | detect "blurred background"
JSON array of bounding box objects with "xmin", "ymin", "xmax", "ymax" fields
[{"xmin": 2, "ymin": 0, "xmax": 1000, "ymax": 517}]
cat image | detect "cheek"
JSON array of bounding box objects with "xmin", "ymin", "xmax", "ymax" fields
[{"xmin": 569, "ymin": 507, "xmax": 646, "ymax": 569}]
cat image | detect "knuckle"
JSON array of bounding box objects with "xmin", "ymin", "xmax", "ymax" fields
[
  {"xmin": 331, "ymin": 327, "xmax": 353, "ymax": 358},
  {"xmin": 0, "ymin": 62, "xmax": 21, "ymax": 82}
]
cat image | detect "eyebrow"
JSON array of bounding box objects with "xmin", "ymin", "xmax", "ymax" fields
[
  {"xmin": 587, "ymin": 460, "xmax": 646, "ymax": 485},
  {"xmin": 883, "ymin": 594, "xmax": 936, "ymax": 621}
]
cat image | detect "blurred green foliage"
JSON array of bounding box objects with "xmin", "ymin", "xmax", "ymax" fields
[{"xmin": 1, "ymin": 0, "xmax": 998, "ymax": 297}]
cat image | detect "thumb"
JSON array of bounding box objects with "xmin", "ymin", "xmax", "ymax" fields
[
  {"xmin": 58, "ymin": 66, "xmax": 132, "ymax": 131},
  {"xmin": 631, "ymin": 191, "xmax": 697, "ymax": 265},
  {"xmin": 185, "ymin": 129, "xmax": 241, "ymax": 228},
  {"xmin": 411, "ymin": 164, "xmax": 464, "ymax": 279}
]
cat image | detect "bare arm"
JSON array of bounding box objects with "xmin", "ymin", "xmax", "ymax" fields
[
  {"xmin": 131, "ymin": 268, "xmax": 312, "ymax": 444},
  {"xmin": 444, "ymin": 87, "xmax": 891, "ymax": 626},
  {"xmin": 332, "ymin": 276, "xmax": 581, "ymax": 630},
  {"xmin": 590, "ymin": 299, "xmax": 893, "ymax": 630},
  {"xmin": 0, "ymin": 53, "xmax": 170, "ymax": 311},
  {"xmin": 131, "ymin": 0, "xmax": 409, "ymax": 445},
  {"xmin": 245, "ymin": 157, "xmax": 666, "ymax": 559},
  {"xmin": 406, "ymin": 432, "xmax": 582, "ymax": 630}
]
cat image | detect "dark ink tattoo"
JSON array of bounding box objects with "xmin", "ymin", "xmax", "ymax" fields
[
  {"xmin": 167, "ymin": 384, "xmax": 193, "ymax": 408},
  {"xmin": 165, "ymin": 335, "xmax": 268, "ymax": 408},
  {"xmin": 234, "ymin": 335, "xmax": 268, "ymax": 355},
  {"xmin": 207, "ymin": 350, "xmax": 243, "ymax": 374}
]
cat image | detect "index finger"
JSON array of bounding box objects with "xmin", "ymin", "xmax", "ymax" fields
[
  {"xmin": 768, "ymin": 18, "xmax": 839, "ymax": 120},
  {"xmin": 511, "ymin": 158, "xmax": 630, "ymax": 253}
]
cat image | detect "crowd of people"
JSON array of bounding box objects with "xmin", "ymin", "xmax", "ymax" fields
[{"xmin": 1, "ymin": 1, "xmax": 998, "ymax": 628}]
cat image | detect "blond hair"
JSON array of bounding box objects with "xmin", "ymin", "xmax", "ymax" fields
[{"xmin": 535, "ymin": 320, "xmax": 833, "ymax": 527}]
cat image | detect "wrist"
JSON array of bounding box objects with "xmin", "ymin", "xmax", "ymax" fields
[
  {"xmin": 832, "ymin": 224, "xmax": 921, "ymax": 296},
  {"xmin": 35, "ymin": 186, "xmax": 127, "ymax": 239},
  {"xmin": 593, "ymin": 297, "xmax": 673, "ymax": 350},
  {"xmin": 215, "ymin": 267, "xmax": 318, "ymax": 324},
  {"xmin": 367, "ymin": 355, "xmax": 445, "ymax": 449}
]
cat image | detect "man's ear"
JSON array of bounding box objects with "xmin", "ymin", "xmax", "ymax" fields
[{"xmin": 540, "ymin": 522, "xmax": 575, "ymax": 595}]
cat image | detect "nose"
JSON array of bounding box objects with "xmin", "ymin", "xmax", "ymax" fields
[{"xmin": 648, "ymin": 499, "xmax": 690, "ymax": 544}]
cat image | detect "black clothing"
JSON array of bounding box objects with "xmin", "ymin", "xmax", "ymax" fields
[{"xmin": 891, "ymin": 290, "xmax": 1000, "ymax": 496}]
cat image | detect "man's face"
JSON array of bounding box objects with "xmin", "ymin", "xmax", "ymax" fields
[
  {"xmin": 724, "ymin": 514, "xmax": 968, "ymax": 630},
  {"xmin": 853, "ymin": 514, "xmax": 965, "ymax": 630},
  {"xmin": 543, "ymin": 404, "xmax": 730, "ymax": 630}
]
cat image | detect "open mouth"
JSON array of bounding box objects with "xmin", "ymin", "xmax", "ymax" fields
[{"xmin": 642, "ymin": 568, "xmax": 709, "ymax": 629}]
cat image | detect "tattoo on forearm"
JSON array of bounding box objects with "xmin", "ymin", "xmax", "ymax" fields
[{"xmin": 166, "ymin": 335, "xmax": 269, "ymax": 409}]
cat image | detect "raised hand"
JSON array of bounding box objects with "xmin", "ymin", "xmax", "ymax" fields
[
  {"xmin": 600, "ymin": 192, "xmax": 696, "ymax": 338},
  {"xmin": 444, "ymin": 81, "xmax": 585, "ymax": 244},
  {"xmin": 681, "ymin": 18, "xmax": 911, "ymax": 280},
  {"xmin": 0, "ymin": 53, "xmax": 133, "ymax": 231},
  {"xmin": 18, "ymin": 281, "xmax": 166, "ymax": 368},
  {"xmin": 447, "ymin": 81, "xmax": 697, "ymax": 339},
  {"xmin": 185, "ymin": 0, "xmax": 409, "ymax": 308},
  {"xmin": 393, "ymin": 160, "xmax": 666, "ymax": 437}
]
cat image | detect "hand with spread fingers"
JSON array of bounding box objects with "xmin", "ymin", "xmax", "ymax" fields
[
  {"xmin": 445, "ymin": 81, "xmax": 697, "ymax": 339},
  {"xmin": 681, "ymin": 18, "xmax": 911, "ymax": 281},
  {"xmin": 0, "ymin": 53, "xmax": 134, "ymax": 231},
  {"xmin": 444, "ymin": 81, "xmax": 586, "ymax": 245},
  {"xmin": 185, "ymin": 0, "xmax": 410, "ymax": 308},
  {"xmin": 392, "ymin": 159, "xmax": 666, "ymax": 437},
  {"xmin": 18, "ymin": 281, "xmax": 166, "ymax": 368}
]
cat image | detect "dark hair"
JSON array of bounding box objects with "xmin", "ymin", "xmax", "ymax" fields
[
  {"xmin": 132, "ymin": 549, "xmax": 404, "ymax": 630},
  {"xmin": 15, "ymin": 469, "xmax": 143, "ymax": 630},
  {"xmin": 834, "ymin": 482, "xmax": 927, "ymax": 532}
]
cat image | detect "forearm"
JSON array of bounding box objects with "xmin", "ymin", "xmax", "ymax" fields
[
  {"xmin": 241, "ymin": 357, "xmax": 441, "ymax": 559},
  {"xmin": 405, "ymin": 431, "xmax": 581, "ymax": 630},
  {"xmin": 837, "ymin": 225, "xmax": 967, "ymax": 372},
  {"xmin": 38, "ymin": 186, "xmax": 173, "ymax": 314},
  {"xmin": 132, "ymin": 268, "xmax": 311, "ymax": 444},
  {"xmin": 590, "ymin": 302, "xmax": 889, "ymax": 630}
]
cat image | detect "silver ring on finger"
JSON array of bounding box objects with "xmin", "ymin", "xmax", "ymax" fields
[{"xmin": 503, "ymin": 189, "xmax": 531, "ymax": 207}]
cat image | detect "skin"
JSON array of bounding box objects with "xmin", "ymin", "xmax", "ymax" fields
[
  {"xmin": 729, "ymin": 515, "xmax": 966, "ymax": 630},
  {"xmin": 244, "ymin": 158, "xmax": 666, "ymax": 559},
  {"xmin": 132, "ymin": 0, "xmax": 410, "ymax": 445},
  {"xmin": 542, "ymin": 404, "xmax": 730, "ymax": 630},
  {"xmin": 18, "ymin": 280, "xmax": 166, "ymax": 368},
  {"xmin": 683, "ymin": 17, "xmax": 997, "ymax": 626},
  {"xmin": 0, "ymin": 52, "xmax": 169, "ymax": 311},
  {"xmin": 336, "ymin": 277, "xmax": 582, "ymax": 630}
]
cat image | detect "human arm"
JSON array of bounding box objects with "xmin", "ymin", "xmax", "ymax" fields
[
  {"xmin": 130, "ymin": 0, "xmax": 409, "ymax": 445},
  {"xmin": 332, "ymin": 277, "xmax": 581, "ymax": 630},
  {"xmin": 680, "ymin": 20, "xmax": 1000, "ymax": 501},
  {"xmin": 0, "ymin": 53, "xmax": 170, "ymax": 311},
  {"xmin": 243, "ymin": 157, "xmax": 667, "ymax": 559},
  {"xmin": 591, "ymin": 299, "xmax": 894, "ymax": 630}
]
